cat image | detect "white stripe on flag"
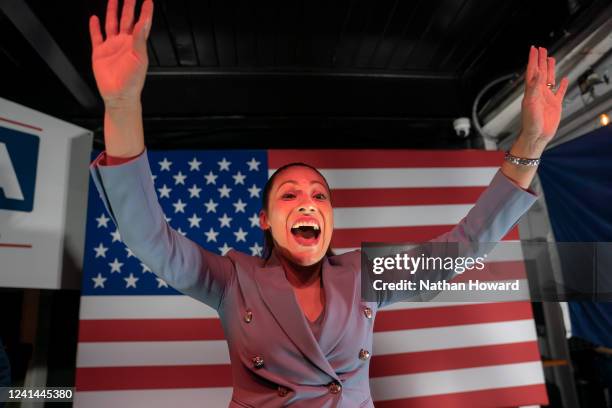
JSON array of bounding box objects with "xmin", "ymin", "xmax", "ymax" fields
[
  {"xmin": 80, "ymin": 296, "xmax": 219, "ymax": 320},
  {"xmin": 370, "ymin": 361, "xmax": 545, "ymax": 400},
  {"xmin": 74, "ymin": 388, "xmax": 233, "ymax": 408},
  {"xmin": 372, "ymin": 319, "xmax": 537, "ymax": 355},
  {"xmin": 334, "ymin": 242, "xmax": 524, "ymax": 262},
  {"xmin": 269, "ymin": 167, "xmax": 500, "ymax": 188},
  {"xmin": 334, "ymin": 204, "xmax": 474, "ymax": 228},
  {"xmin": 76, "ymin": 340, "xmax": 230, "ymax": 367}
]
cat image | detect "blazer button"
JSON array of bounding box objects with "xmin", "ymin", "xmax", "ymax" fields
[
  {"xmin": 363, "ymin": 307, "xmax": 372, "ymax": 319},
  {"xmin": 252, "ymin": 356, "xmax": 264, "ymax": 369},
  {"xmin": 328, "ymin": 381, "xmax": 342, "ymax": 394},
  {"xmin": 244, "ymin": 310, "xmax": 253, "ymax": 323},
  {"xmin": 359, "ymin": 349, "xmax": 371, "ymax": 361},
  {"xmin": 277, "ymin": 385, "xmax": 288, "ymax": 397}
]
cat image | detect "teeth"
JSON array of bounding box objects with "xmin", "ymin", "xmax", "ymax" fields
[{"xmin": 291, "ymin": 221, "xmax": 320, "ymax": 230}]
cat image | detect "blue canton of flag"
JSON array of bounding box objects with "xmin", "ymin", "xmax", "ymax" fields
[{"xmin": 82, "ymin": 150, "xmax": 268, "ymax": 295}]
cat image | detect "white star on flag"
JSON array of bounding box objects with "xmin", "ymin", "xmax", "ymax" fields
[
  {"xmin": 249, "ymin": 213, "xmax": 260, "ymax": 228},
  {"xmin": 92, "ymin": 273, "xmax": 107, "ymax": 288},
  {"xmin": 109, "ymin": 258, "xmax": 124, "ymax": 273},
  {"xmin": 234, "ymin": 227, "xmax": 248, "ymax": 242},
  {"xmin": 232, "ymin": 171, "xmax": 246, "ymax": 185},
  {"xmin": 94, "ymin": 243, "xmax": 108, "ymax": 258},
  {"xmin": 218, "ymin": 242, "xmax": 232, "ymax": 255},
  {"xmin": 124, "ymin": 273, "xmax": 139, "ymax": 288},
  {"xmin": 173, "ymin": 199, "xmax": 187, "ymax": 213},
  {"xmin": 125, "ymin": 247, "xmax": 135, "ymax": 258},
  {"xmin": 111, "ymin": 229, "xmax": 121, "ymax": 242},
  {"xmin": 248, "ymin": 184, "xmax": 261, "ymax": 198},
  {"xmin": 218, "ymin": 213, "xmax": 232, "ymax": 228},
  {"xmin": 188, "ymin": 157, "xmax": 202, "ymax": 171},
  {"xmin": 96, "ymin": 213, "xmax": 110, "ymax": 228},
  {"xmin": 159, "ymin": 158, "xmax": 172, "ymax": 171},
  {"xmin": 141, "ymin": 263, "xmax": 152, "ymax": 273},
  {"xmin": 204, "ymin": 199, "xmax": 218, "ymax": 213},
  {"xmin": 188, "ymin": 213, "xmax": 202, "ymax": 228},
  {"xmin": 218, "ymin": 158, "xmax": 231, "ymax": 171},
  {"xmin": 188, "ymin": 184, "xmax": 202, "ymax": 198},
  {"xmin": 204, "ymin": 171, "xmax": 218, "ymax": 185},
  {"xmin": 246, "ymin": 157, "xmax": 260, "ymax": 171},
  {"xmin": 233, "ymin": 199, "xmax": 247, "ymax": 213},
  {"xmin": 218, "ymin": 184, "xmax": 232, "ymax": 198},
  {"xmin": 204, "ymin": 227, "xmax": 219, "ymax": 242},
  {"xmin": 156, "ymin": 277, "xmax": 168, "ymax": 288},
  {"xmin": 176, "ymin": 228, "xmax": 187, "ymax": 236},
  {"xmin": 249, "ymin": 242, "xmax": 263, "ymax": 256},
  {"xmin": 158, "ymin": 184, "xmax": 172, "ymax": 198},
  {"xmin": 173, "ymin": 171, "xmax": 187, "ymax": 185}
]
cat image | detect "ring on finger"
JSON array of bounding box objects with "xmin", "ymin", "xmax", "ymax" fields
[{"xmin": 546, "ymin": 83, "xmax": 555, "ymax": 90}]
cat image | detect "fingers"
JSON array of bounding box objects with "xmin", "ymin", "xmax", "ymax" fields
[
  {"xmin": 139, "ymin": 0, "xmax": 154, "ymax": 33},
  {"xmin": 120, "ymin": 0, "xmax": 136, "ymax": 34},
  {"xmin": 133, "ymin": 0, "xmax": 154, "ymax": 57},
  {"xmin": 555, "ymin": 77, "xmax": 569, "ymax": 101},
  {"xmin": 89, "ymin": 15, "xmax": 103, "ymax": 49},
  {"xmin": 526, "ymin": 46, "xmax": 537, "ymax": 84},
  {"xmin": 105, "ymin": 0, "xmax": 119, "ymax": 37},
  {"xmin": 547, "ymin": 56, "xmax": 555, "ymax": 86},
  {"xmin": 538, "ymin": 47, "xmax": 548, "ymax": 85}
]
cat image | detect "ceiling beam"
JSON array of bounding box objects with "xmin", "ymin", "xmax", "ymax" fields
[
  {"xmin": 147, "ymin": 67, "xmax": 457, "ymax": 80},
  {"xmin": 0, "ymin": 0, "xmax": 98, "ymax": 110}
]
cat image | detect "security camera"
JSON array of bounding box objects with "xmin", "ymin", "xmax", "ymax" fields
[{"xmin": 453, "ymin": 117, "xmax": 471, "ymax": 138}]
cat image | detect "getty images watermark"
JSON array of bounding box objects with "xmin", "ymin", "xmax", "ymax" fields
[
  {"xmin": 360, "ymin": 241, "xmax": 612, "ymax": 302},
  {"xmin": 370, "ymin": 252, "xmax": 521, "ymax": 292}
]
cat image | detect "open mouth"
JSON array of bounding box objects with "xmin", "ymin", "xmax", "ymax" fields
[{"xmin": 290, "ymin": 222, "xmax": 321, "ymax": 246}]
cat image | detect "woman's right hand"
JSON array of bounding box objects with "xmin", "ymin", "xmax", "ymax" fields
[{"xmin": 89, "ymin": 0, "xmax": 154, "ymax": 108}]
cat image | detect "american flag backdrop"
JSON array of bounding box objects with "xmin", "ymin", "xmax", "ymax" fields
[{"xmin": 74, "ymin": 149, "xmax": 548, "ymax": 407}]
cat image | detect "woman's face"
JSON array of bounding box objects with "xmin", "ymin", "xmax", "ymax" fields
[{"xmin": 260, "ymin": 166, "xmax": 333, "ymax": 266}]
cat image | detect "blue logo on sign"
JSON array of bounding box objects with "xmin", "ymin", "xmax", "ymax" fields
[{"xmin": 0, "ymin": 126, "xmax": 40, "ymax": 212}]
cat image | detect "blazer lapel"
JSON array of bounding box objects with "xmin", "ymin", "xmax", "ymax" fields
[
  {"xmin": 254, "ymin": 251, "xmax": 340, "ymax": 381},
  {"xmin": 318, "ymin": 256, "xmax": 356, "ymax": 355}
]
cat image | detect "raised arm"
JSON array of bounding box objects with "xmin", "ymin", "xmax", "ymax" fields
[
  {"xmin": 375, "ymin": 46, "xmax": 569, "ymax": 308},
  {"xmin": 89, "ymin": 0, "xmax": 152, "ymax": 157},
  {"xmin": 89, "ymin": 0, "xmax": 235, "ymax": 309}
]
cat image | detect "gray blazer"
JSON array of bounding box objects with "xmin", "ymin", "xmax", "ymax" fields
[{"xmin": 90, "ymin": 151, "xmax": 537, "ymax": 407}]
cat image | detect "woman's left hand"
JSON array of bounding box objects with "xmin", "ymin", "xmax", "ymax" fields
[
  {"xmin": 519, "ymin": 46, "xmax": 569, "ymax": 154},
  {"xmin": 502, "ymin": 47, "xmax": 570, "ymax": 189}
]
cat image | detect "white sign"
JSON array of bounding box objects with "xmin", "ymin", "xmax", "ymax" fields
[{"xmin": 0, "ymin": 97, "xmax": 92, "ymax": 289}]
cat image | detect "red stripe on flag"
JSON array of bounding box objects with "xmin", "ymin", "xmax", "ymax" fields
[
  {"xmin": 374, "ymin": 384, "xmax": 548, "ymax": 408},
  {"xmin": 75, "ymin": 365, "xmax": 233, "ymax": 391},
  {"xmin": 78, "ymin": 319, "xmax": 225, "ymax": 342},
  {"xmin": 331, "ymin": 186, "xmax": 487, "ymax": 207},
  {"xmin": 374, "ymin": 301, "xmax": 533, "ymax": 332},
  {"xmin": 370, "ymin": 341, "xmax": 541, "ymax": 376},
  {"xmin": 268, "ymin": 150, "xmax": 503, "ymax": 169},
  {"xmin": 332, "ymin": 225, "xmax": 519, "ymax": 248}
]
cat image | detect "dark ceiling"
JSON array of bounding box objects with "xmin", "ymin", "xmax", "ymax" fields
[{"xmin": 0, "ymin": 0, "xmax": 609, "ymax": 149}]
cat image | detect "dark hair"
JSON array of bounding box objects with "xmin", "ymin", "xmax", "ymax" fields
[{"xmin": 261, "ymin": 162, "xmax": 335, "ymax": 260}]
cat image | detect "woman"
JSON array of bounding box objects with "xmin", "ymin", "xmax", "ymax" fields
[{"xmin": 88, "ymin": 1, "xmax": 568, "ymax": 406}]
